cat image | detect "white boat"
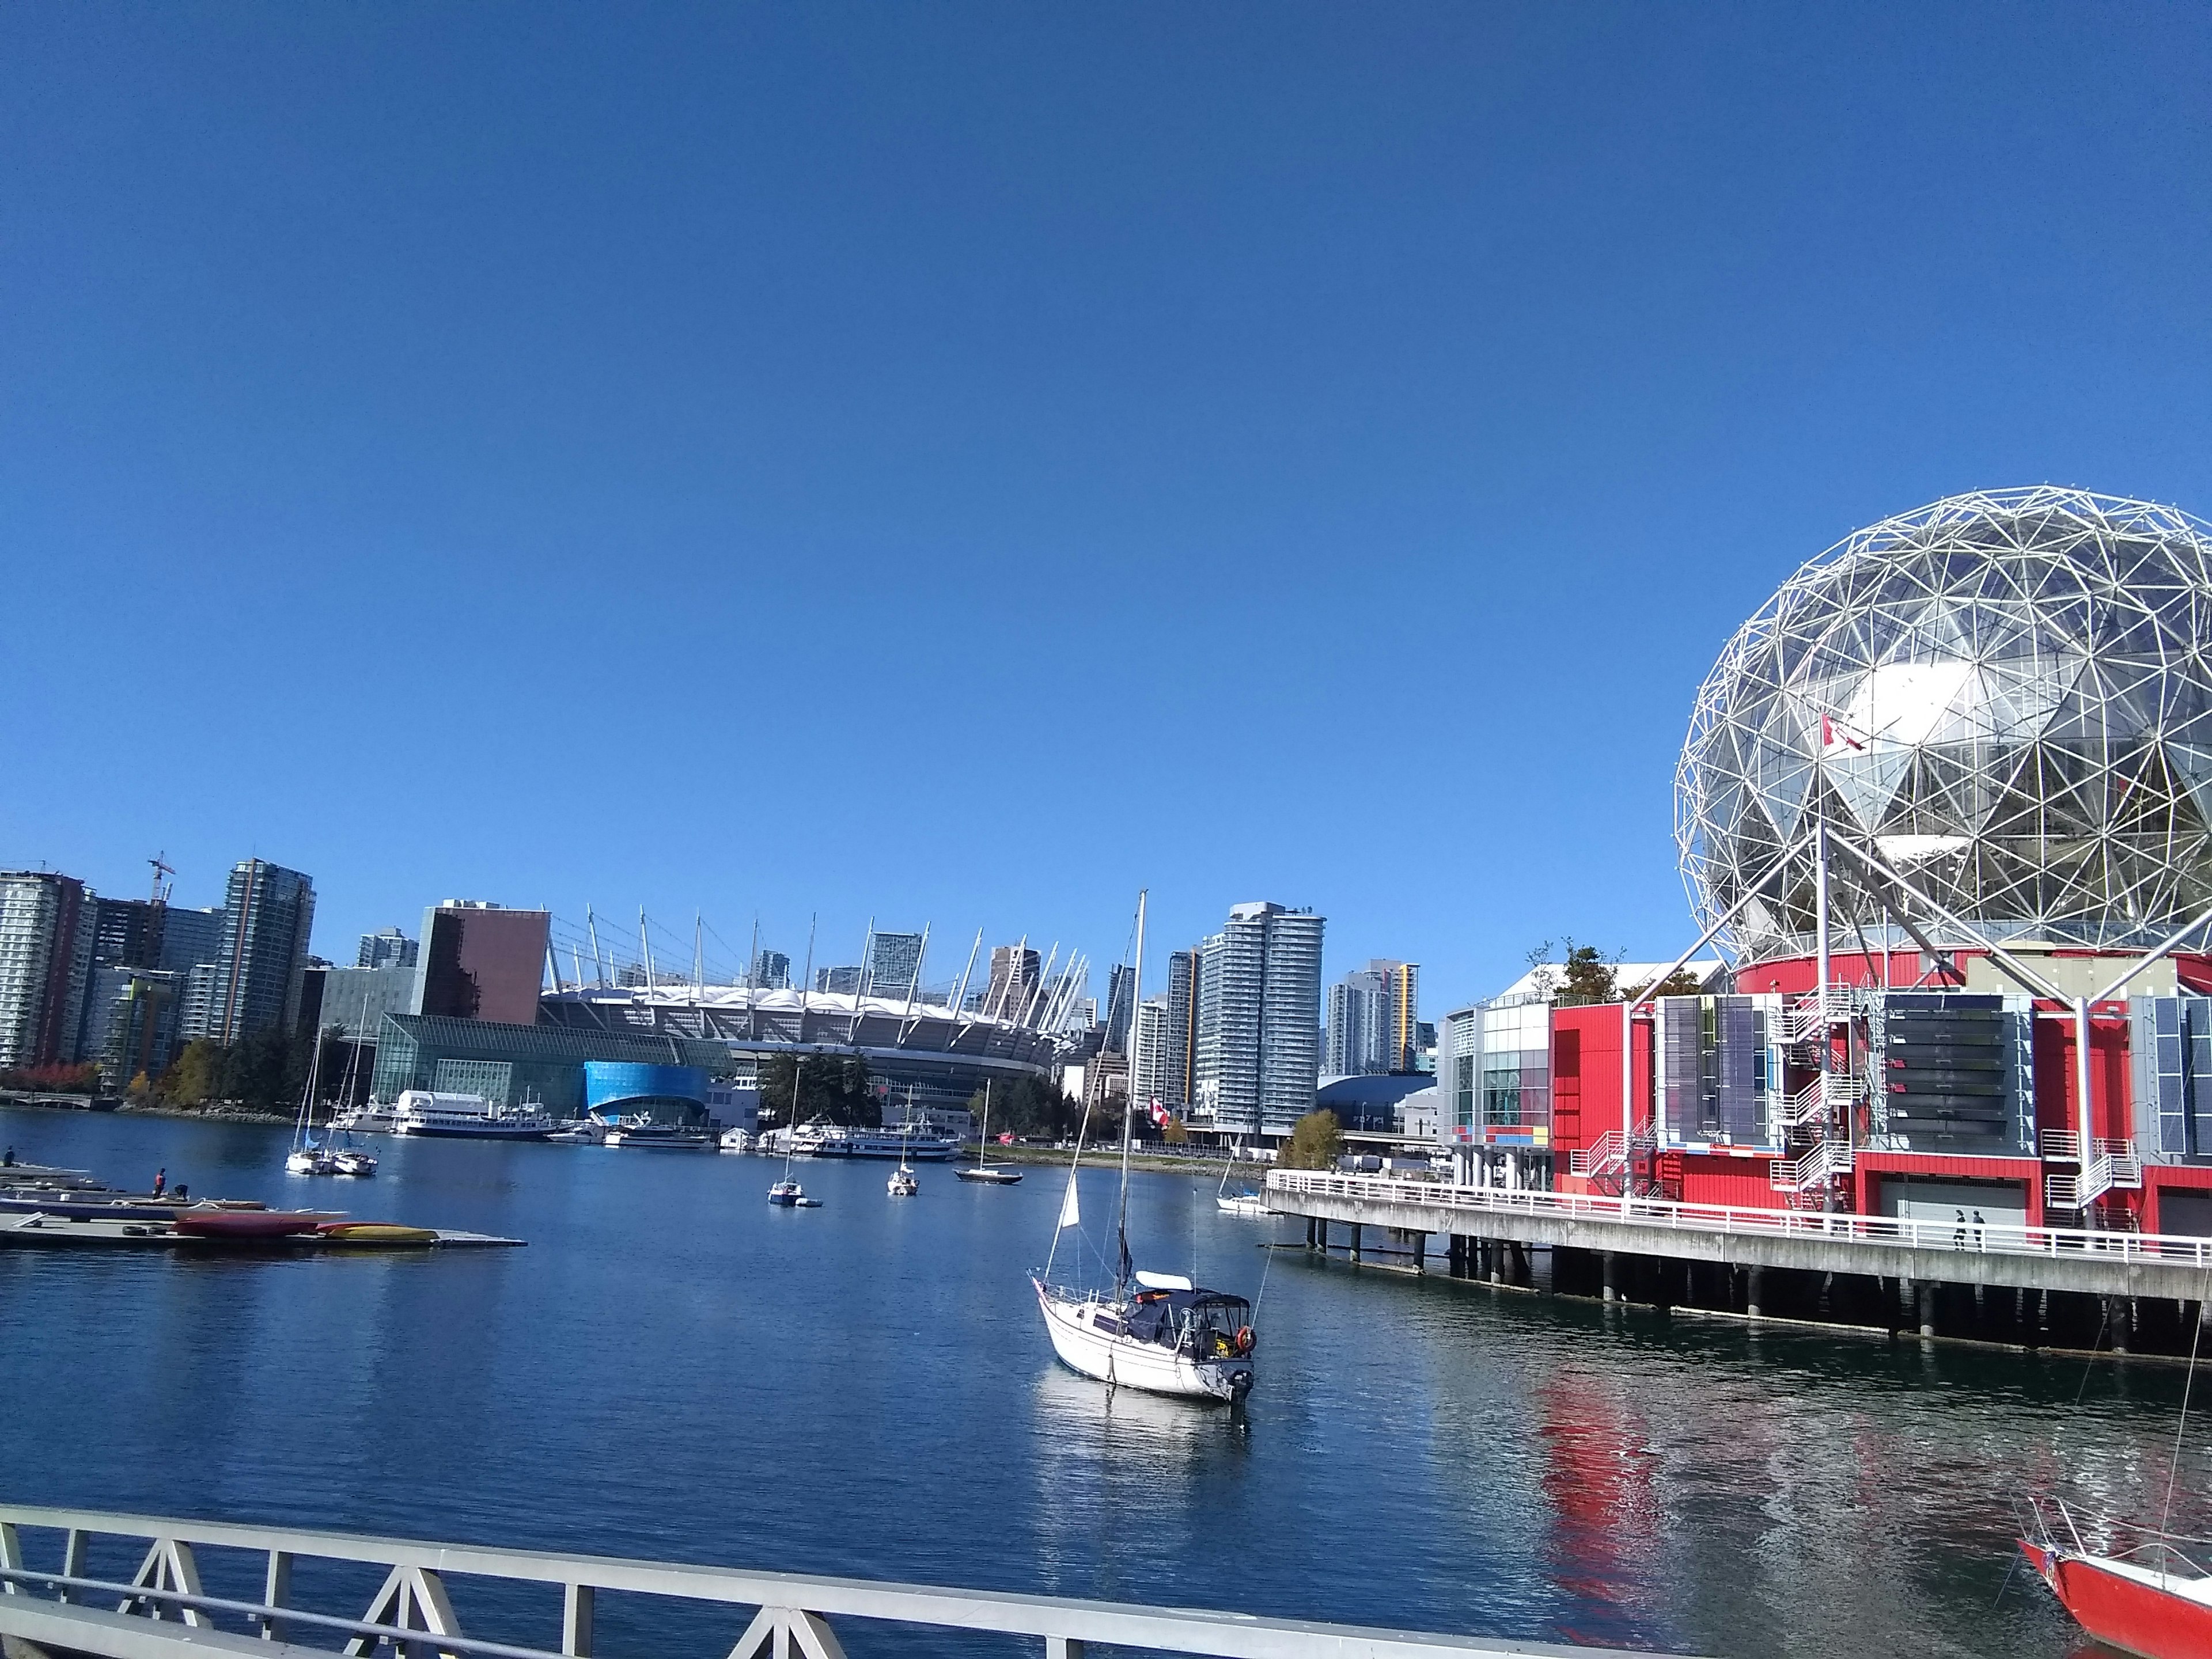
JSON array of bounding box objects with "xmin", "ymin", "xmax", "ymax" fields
[
  {"xmin": 600, "ymin": 1117, "xmax": 713, "ymax": 1150},
  {"xmin": 887, "ymin": 1165, "xmax": 918, "ymax": 1196},
  {"xmin": 767, "ymin": 1179, "xmax": 819, "ymax": 1208},
  {"xmin": 331, "ymin": 1145, "xmax": 377, "ymax": 1177},
  {"xmin": 285, "ymin": 1036, "xmax": 335, "ymax": 1175},
  {"xmin": 957, "ymin": 1079, "xmax": 1023, "ymax": 1184},
  {"xmin": 329, "ymin": 1101, "xmax": 395, "ymax": 1134},
  {"xmin": 391, "ymin": 1091, "xmax": 557, "ymax": 1141},
  {"xmin": 1217, "ymin": 1161, "xmax": 1267, "ymax": 1216},
  {"xmin": 809, "ymin": 1123, "xmax": 961, "ymax": 1161},
  {"xmin": 1033, "ymin": 891, "xmax": 1256, "ymax": 1405},
  {"xmin": 546, "ymin": 1120, "xmax": 605, "ymax": 1145}
]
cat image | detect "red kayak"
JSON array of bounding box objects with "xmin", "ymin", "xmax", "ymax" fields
[
  {"xmin": 171, "ymin": 1209, "xmax": 328, "ymax": 1238},
  {"xmin": 2020, "ymin": 1500, "xmax": 2212, "ymax": 1659}
]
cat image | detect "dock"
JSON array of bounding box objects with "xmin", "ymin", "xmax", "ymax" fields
[{"xmin": 1266, "ymin": 1169, "xmax": 2212, "ymax": 1352}]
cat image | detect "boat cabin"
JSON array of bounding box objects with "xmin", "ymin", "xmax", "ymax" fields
[{"xmin": 1122, "ymin": 1287, "xmax": 1255, "ymax": 1359}]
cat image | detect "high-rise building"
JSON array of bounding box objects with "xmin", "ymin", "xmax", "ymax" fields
[
  {"xmin": 751, "ymin": 949, "xmax": 791, "ymax": 990},
  {"xmin": 1194, "ymin": 901, "xmax": 1325, "ymax": 1138},
  {"xmin": 159, "ymin": 906, "xmax": 225, "ymax": 978},
  {"xmin": 0, "ymin": 872, "xmax": 96, "ymax": 1070},
  {"xmin": 412, "ymin": 901, "xmax": 548, "ymax": 1025},
  {"xmin": 206, "ymin": 860, "xmax": 317, "ymax": 1045},
  {"xmin": 358, "ymin": 928, "xmax": 418, "ymax": 969},
  {"xmin": 1105, "ymin": 963, "xmax": 1138, "ymax": 1054},
  {"xmin": 815, "ymin": 965, "xmax": 863, "ymax": 995},
  {"xmin": 1325, "ymin": 959, "xmax": 1422, "ymax": 1076},
  {"xmin": 1132, "ymin": 997, "xmax": 1169, "ymax": 1109},
  {"xmin": 1162, "ymin": 949, "xmax": 1200, "ymax": 1112},
  {"xmin": 90, "ymin": 896, "xmax": 163, "ymax": 971},
  {"xmin": 1326, "ymin": 968, "xmax": 1384, "ymax": 1077},
  {"xmin": 308, "ymin": 964, "xmax": 420, "ymax": 1040},
  {"xmin": 984, "ymin": 945, "xmax": 1041, "ymax": 1020},
  {"xmin": 82, "ymin": 965, "xmax": 181, "ymax": 1088},
  {"xmin": 866, "ymin": 931, "xmax": 924, "ymax": 1001}
]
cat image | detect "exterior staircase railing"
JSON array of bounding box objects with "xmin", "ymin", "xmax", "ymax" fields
[{"xmin": 1769, "ymin": 1138, "xmax": 1855, "ymax": 1193}]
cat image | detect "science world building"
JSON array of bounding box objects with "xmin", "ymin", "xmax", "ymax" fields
[{"xmin": 1453, "ymin": 488, "xmax": 2212, "ymax": 1238}]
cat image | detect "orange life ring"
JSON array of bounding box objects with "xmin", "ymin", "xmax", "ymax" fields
[{"xmin": 1233, "ymin": 1325, "xmax": 1255, "ymax": 1355}]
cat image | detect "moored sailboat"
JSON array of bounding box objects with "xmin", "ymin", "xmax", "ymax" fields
[
  {"xmin": 1030, "ymin": 891, "xmax": 1255, "ymax": 1404},
  {"xmin": 957, "ymin": 1079, "xmax": 1022, "ymax": 1184}
]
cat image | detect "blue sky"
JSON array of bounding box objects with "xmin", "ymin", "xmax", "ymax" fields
[{"xmin": 5, "ymin": 5, "xmax": 2210, "ymax": 1013}]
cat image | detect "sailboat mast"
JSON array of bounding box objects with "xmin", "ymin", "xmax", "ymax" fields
[{"xmin": 1115, "ymin": 889, "xmax": 1146, "ymax": 1298}]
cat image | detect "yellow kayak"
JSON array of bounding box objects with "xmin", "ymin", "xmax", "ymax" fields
[{"xmin": 318, "ymin": 1223, "xmax": 438, "ymax": 1247}]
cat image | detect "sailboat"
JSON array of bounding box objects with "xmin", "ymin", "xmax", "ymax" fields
[
  {"xmin": 1215, "ymin": 1156, "xmax": 1267, "ymax": 1217},
  {"xmin": 327, "ymin": 994, "xmax": 378, "ymax": 1177},
  {"xmin": 887, "ymin": 1089, "xmax": 919, "ymax": 1196},
  {"xmin": 957, "ymin": 1078, "xmax": 1022, "ymax": 1184},
  {"xmin": 284, "ymin": 1036, "xmax": 334, "ymax": 1176},
  {"xmin": 1031, "ymin": 891, "xmax": 1256, "ymax": 1404}
]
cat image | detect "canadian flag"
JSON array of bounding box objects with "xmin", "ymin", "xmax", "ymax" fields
[
  {"xmin": 1820, "ymin": 713, "xmax": 1865, "ymax": 752},
  {"xmin": 1147, "ymin": 1097, "xmax": 1172, "ymax": 1128}
]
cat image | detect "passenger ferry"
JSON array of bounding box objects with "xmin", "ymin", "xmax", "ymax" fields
[
  {"xmin": 391, "ymin": 1091, "xmax": 557, "ymax": 1141},
  {"xmin": 806, "ymin": 1122, "xmax": 961, "ymax": 1161}
]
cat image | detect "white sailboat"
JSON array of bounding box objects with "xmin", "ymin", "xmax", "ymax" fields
[
  {"xmin": 1216, "ymin": 1151, "xmax": 1266, "ymax": 1216},
  {"xmin": 957, "ymin": 1078, "xmax": 1023, "ymax": 1184},
  {"xmin": 284, "ymin": 1036, "xmax": 334, "ymax": 1176},
  {"xmin": 1031, "ymin": 891, "xmax": 1256, "ymax": 1404},
  {"xmin": 888, "ymin": 1091, "xmax": 919, "ymax": 1196},
  {"xmin": 327, "ymin": 993, "xmax": 378, "ymax": 1176}
]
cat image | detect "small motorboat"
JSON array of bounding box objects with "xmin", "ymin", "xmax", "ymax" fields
[
  {"xmin": 887, "ymin": 1165, "xmax": 918, "ymax": 1197},
  {"xmin": 2020, "ymin": 1496, "xmax": 2212, "ymax": 1657}
]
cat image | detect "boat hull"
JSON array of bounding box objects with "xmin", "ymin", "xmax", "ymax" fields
[
  {"xmin": 2022, "ymin": 1539, "xmax": 2212, "ymax": 1659},
  {"xmin": 393, "ymin": 1124, "xmax": 554, "ymax": 1140},
  {"xmin": 1032, "ymin": 1279, "xmax": 1252, "ymax": 1403},
  {"xmin": 956, "ymin": 1168, "xmax": 1022, "ymax": 1184}
]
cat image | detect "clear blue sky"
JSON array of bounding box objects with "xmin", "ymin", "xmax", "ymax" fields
[{"xmin": 5, "ymin": 5, "xmax": 2210, "ymax": 1013}]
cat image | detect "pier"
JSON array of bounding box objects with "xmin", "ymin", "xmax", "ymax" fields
[
  {"xmin": 1267, "ymin": 1169, "xmax": 2212, "ymax": 1349},
  {"xmin": 0, "ymin": 1502, "xmax": 1694, "ymax": 1659}
]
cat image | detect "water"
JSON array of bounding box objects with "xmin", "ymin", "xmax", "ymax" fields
[{"xmin": 0, "ymin": 1105, "xmax": 2188, "ymax": 1658}]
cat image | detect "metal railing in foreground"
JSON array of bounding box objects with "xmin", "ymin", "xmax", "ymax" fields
[
  {"xmin": 1265, "ymin": 1170, "xmax": 2212, "ymax": 1268},
  {"xmin": 0, "ymin": 1502, "xmax": 1680, "ymax": 1659}
]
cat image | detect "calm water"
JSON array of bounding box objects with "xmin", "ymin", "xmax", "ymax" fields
[{"xmin": 0, "ymin": 1105, "xmax": 2187, "ymax": 1659}]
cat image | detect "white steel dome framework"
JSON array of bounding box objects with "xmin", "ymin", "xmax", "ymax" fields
[{"xmin": 1676, "ymin": 487, "xmax": 2212, "ymax": 963}]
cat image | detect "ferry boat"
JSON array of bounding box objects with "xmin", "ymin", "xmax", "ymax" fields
[
  {"xmin": 391, "ymin": 1091, "xmax": 557, "ymax": 1141},
  {"xmin": 809, "ymin": 1123, "xmax": 961, "ymax": 1161},
  {"xmin": 2020, "ymin": 1497, "xmax": 2212, "ymax": 1657}
]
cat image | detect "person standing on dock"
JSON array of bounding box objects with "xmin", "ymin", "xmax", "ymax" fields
[{"xmin": 151, "ymin": 1168, "xmax": 165, "ymax": 1198}]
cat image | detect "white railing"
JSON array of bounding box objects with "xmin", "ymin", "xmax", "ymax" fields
[
  {"xmin": 1781, "ymin": 991, "xmax": 1856, "ymax": 1044},
  {"xmin": 2039, "ymin": 1129, "xmax": 2081, "ymax": 1161},
  {"xmin": 1767, "ymin": 1140, "xmax": 1855, "ymax": 1193},
  {"xmin": 0, "ymin": 1502, "xmax": 1679, "ymax": 1659},
  {"xmin": 1779, "ymin": 1072, "xmax": 1863, "ymax": 1128},
  {"xmin": 1568, "ymin": 1131, "xmax": 1624, "ymax": 1178},
  {"xmin": 1265, "ymin": 1169, "xmax": 2212, "ymax": 1268}
]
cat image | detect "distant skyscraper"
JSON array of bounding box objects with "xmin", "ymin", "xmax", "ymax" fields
[
  {"xmin": 815, "ymin": 965, "xmax": 863, "ymax": 995},
  {"xmin": 358, "ymin": 927, "xmax": 418, "ymax": 970},
  {"xmin": 1194, "ymin": 901, "xmax": 1324, "ymax": 1137},
  {"xmin": 1132, "ymin": 997, "xmax": 1169, "ymax": 1109},
  {"xmin": 87, "ymin": 967, "xmax": 181, "ymax": 1088},
  {"xmin": 1326, "ymin": 968, "xmax": 1384, "ymax": 1077},
  {"xmin": 159, "ymin": 906, "xmax": 225, "ymax": 978},
  {"xmin": 866, "ymin": 931, "xmax": 923, "ymax": 1001},
  {"xmin": 206, "ymin": 861, "xmax": 317, "ymax": 1045},
  {"xmin": 1162, "ymin": 949, "xmax": 1200, "ymax": 1112},
  {"xmin": 751, "ymin": 949, "xmax": 791, "ymax": 990},
  {"xmin": 1325, "ymin": 960, "xmax": 1421, "ymax": 1075},
  {"xmin": 0, "ymin": 871, "xmax": 96, "ymax": 1069},
  {"xmin": 412, "ymin": 901, "xmax": 548, "ymax": 1026},
  {"xmin": 985, "ymin": 945, "xmax": 1041, "ymax": 1021},
  {"xmin": 1105, "ymin": 963, "xmax": 1137, "ymax": 1054},
  {"xmin": 90, "ymin": 896, "xmax": 162, "ymax": 971}
]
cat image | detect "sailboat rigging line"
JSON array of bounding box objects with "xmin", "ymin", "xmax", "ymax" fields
[
  {"xmin": 1043, "ymin": 1094, "xmax": 1094, "ymax": 1285},
  {"xmin": 2160, "ymin": 1301, "xmax": 2207, "ymax": 1535},
  {"xmin": 1112, "ymin": 890, "xmax": 1146, "ymax": 1300},
  {"xmin": 1249, "ymin": 1226, "xmax": 1275, "ymax": 1324}
]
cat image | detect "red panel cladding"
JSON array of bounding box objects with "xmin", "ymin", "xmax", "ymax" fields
[
  {"xmin": 1676, "ymin": 1155, "xmax": 1784, "ymax": 1210},
  {"xmin": 1551, "ymin": 1005, "xmax": 1622, "ymax": 1160},
  {"xmin": 2178, "ymin": 953, "xmax": 2212, "ymax": 994},
  {"xmin": 1734, "ymin": 950, "xmax": 1960, "ymax": 994}
]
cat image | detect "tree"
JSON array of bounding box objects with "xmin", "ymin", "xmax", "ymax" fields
[
  {"xmin": 1279, "ymin": 1109, "xmax": 1343, "ymax": 1171},
  {"xmin": 760, "ymin": 1053, "xmax": 878, "ymax": 1127},
  {"xmin": 157, "ymin": 1040, "xmax": 225, "ymax": 1107},
  {"xmin": 967, "ymin": 1073, "xmax": 1076, "ymax": 1140},
  {"xmin": 1622, "ymin": 967, "xmax": 1706, "ymax": 1002},
  {"xmin": 1554, "ymin": 941, "xmax": 1620, "ymax": 1004}
]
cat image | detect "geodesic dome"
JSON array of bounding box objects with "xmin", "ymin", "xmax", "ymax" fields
[{"xmin": 1676, "ymin": 487, "xmax": 2212, "ymax": 963}]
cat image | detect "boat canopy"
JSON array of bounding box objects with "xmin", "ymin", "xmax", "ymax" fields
[{"xmin": 1123, "ymin": 1286, "xmax": 1251, "ymax": 1347}]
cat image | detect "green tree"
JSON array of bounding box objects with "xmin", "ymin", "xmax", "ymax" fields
[
  {"xmin": 968, "ymin": 1073, "xmax": 1075, "ymax": 1140},
  {"xmin": 1554, "ymin": 941, "xmax": 1620, "ymax": 1004},
  {"xmin": 761, "ymin": 1054, "xmax": 878, "ymax": 1127},
  {"xmin": 1622, "ymin": 967, "xmax": 1706, "ymax": 1002},
  {"xmin": 1279, "ymin": 1109, "xmax": 1343, "ymax": 1171},
  {"xmin": 158, "ymin": 1039, "xmax": 225, "ymax": 1107}
]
